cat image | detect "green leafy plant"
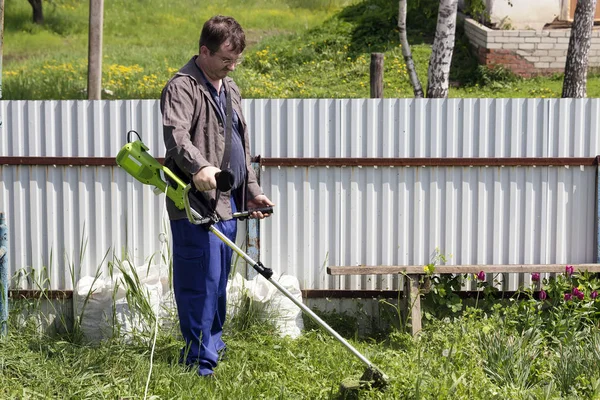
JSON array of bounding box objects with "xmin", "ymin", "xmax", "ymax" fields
[
  {"xmin": 463, "ymin": 0, "xmax": 491, "ymax": 25},
  {"xmin": 478, "ymin": 327, "xmax": 544, "ymax": 390}
]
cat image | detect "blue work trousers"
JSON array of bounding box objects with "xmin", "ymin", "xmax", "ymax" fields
[{"xmin": 170, "ymin": 202, "xmax": 237, "ymax": 376}]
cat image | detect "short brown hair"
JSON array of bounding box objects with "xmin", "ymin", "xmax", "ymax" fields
[{"xmin": 199, "ymin": 15, "xmax": 246, "ymax": 54}]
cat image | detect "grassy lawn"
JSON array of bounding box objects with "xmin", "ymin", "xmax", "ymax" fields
[
  {"xmin": 3, "ymin": 265, "xmax": 600, "ymax": 399},
  {"xmin": 3, "ymin": 295, "xmax": 600, "ymax": 399},
  {"xmin": 4, "ymin": 0, "xmax": 599, "ymax": 99}
]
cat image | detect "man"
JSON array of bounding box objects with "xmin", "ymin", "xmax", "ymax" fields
[{"xmin": 160, "ymin": 15, "xmax": 274, "ymax": 377}]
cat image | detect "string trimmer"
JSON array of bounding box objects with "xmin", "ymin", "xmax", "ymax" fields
[{"xmin": 115, "ymin": 131, "xmax": 389, "ymax": 390}]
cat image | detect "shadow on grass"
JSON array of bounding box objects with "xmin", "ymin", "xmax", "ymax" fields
[
  {"xmin": 5, "ymin": 2, "xmax": 86, "ymax": 36},
  {"xmin": 336, "ymin": 0, "xmax": 438, "ymax": 57}
]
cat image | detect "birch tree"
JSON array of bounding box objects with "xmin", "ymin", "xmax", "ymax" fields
[
  {"xmin": 398, "ymin": 0, "xmax": 459, "ymax": 98},
  {"xmin": 562, "ymin": 0, "xmax": 598, "ymax": 98},
  {"xmin": 398, "ymin": 0, "xmax": 424, "ymax": 97},
  {"xmin": 426, "ymin": 0, "xmax": 459, "ymax": 98}
]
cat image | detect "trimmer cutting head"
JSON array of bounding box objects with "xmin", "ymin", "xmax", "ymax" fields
[
  {"xmin": 340, "ymin": 365, "xmax": 389, "ymax": 396},
  {"xmin": 360, "ymin": 366, "xmax": 389, "ymax": 389}
]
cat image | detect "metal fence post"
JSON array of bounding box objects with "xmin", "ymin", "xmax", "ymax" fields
[
  {"xmin": 596, "ymin": 158, "xmax": 600, "ymax": 263},
  {"xmin": 0, "ymin": 212, "xmax": 8, "ymax": 337},
  {"xmin": 246, "ymin": 162, "xmax": 261, "ymax": 280}
]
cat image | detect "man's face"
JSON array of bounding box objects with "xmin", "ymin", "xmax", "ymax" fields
[{"xmin": 200, "ymin": 42, "xmax": 243, "ymax": 81}]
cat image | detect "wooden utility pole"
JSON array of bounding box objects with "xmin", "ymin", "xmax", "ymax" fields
[
  {"xmin": 370, "ymin": 53, "xmax": 384, "ymax": 98},
  {"xmin": 87, "ymin": 0, "xmax": 104, "ymax": 100}
]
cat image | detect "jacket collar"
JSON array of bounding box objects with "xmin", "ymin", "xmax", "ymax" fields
[{"xmin": 177, "ymin": 56, "xmax": 232, "ymax": 95}]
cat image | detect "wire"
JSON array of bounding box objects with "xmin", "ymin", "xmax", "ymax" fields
[
  {"xmin": 144, "ymin": 179, "xmax": 169, "ymax": 400},
  {"xmin": 127, "ymin": 129, "xmax": 142, "ymax": 143}
]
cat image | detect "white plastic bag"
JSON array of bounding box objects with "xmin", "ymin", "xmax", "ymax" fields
[
  {"xmin": 73, "ymin": 275, "xmax": 113, "ymax": 344},
  {"xmin": 226, "ymin": 272, "xmax": 304, "ymax": 338},
  {"xmin": 73, "ymin": 263, "xmax": 171, "ymax": 344}
]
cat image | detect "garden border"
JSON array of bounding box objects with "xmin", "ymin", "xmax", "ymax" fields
[{"xmin": 327, "ymin": 264, "xmax": 600, "ymax": 336}]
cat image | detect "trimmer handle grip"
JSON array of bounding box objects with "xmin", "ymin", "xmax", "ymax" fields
[
  {"xmin": 215, "ymin": 169, "xmax": 234, "ymax": 192},
  {"xmin": 232, "ymin": 206, "xmax": 274, "ymax": 220}
]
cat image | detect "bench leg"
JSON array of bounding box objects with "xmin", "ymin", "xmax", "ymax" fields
[{"xmin": 402, "ymin": 274, "xmax": 422, "ymax": 336}]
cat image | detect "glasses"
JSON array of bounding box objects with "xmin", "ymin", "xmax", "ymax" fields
[{"xmin": 217, "ymin": 54, "xmax": 244, "ymax": 66}]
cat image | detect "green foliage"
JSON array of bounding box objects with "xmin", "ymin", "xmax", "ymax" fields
[
  {"xmin": 479, "ymin": 327, "xmax": 544, "ymax": 390},
  {"xmin": 5, "ymin": 0, "xmax": 600, "ymax": 99},
  {"xmin": 7, "ymin": 270, "xmax": 600, "ymax": 398},
  {"xmin": 475, "ymin": 64, "xmax": 521, "ymax": 88},
  {"xmin": 463, "ymin": 0, "xmax": 491, "ymax": 25}
]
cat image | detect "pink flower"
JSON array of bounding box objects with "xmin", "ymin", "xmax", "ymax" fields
[
  {"xmin": 592, "ymin": 291, "xmax": 598, "ymax": 299},
  {"xmin": 531, "ymin": 272, "xmax": 540, "ymax": 282},
  {"xmin": 564, "ymin": 293, "xmax": 573, "ymax": 301},
  {"xmin": 565, "ymin": 265, "xmax": 574, "ymax": 276},
  {"xmin": 477, "ymin": 271, "xmax": 486, "ymax": 281},
  {"xmin": 539, "ymin": 290, "xmax": 547, "ymax": 300}
]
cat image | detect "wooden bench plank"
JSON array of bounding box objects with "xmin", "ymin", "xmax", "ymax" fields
[{"xmin": 327, "ymin": 264, "xmax": 600, "ymax": 275}]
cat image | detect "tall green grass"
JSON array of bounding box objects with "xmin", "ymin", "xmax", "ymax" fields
[
  {"xmin": 5, "ymin": 0, "xmax": 599, "ymax": 99},
  {"xmin": 8, "ymin": 301, "xmax": 600, "ymax": 399},
  {"xmin": 6, "ymin": 253, "xmax": 600, "ymax": 399},
  {"xmin": 3, "ymin": 0, "xmax": 353, "ymax": 99}
]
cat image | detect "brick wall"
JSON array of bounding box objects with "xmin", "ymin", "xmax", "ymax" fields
[{"xmin": 463, "ymin": 18, "xmax": 600, "ymax": 77}]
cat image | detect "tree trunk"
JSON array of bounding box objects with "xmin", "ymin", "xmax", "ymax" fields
[
  {"xmin": 398, "ymin": 0, "xmax": 424, "ymax": 98},
  {"xmin": 562, "ymin": 0, "xmax": 598, "ymax": 98},
  {"xmin": 27, "ymin": 0, "xmax": 43, "ymax": 25},
  {"xmin": 426, "ymin": 0, "xmax": 459, "ymax": 98}
]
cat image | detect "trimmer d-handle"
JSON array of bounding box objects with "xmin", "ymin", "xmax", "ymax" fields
[{"xmin": 232, "ymin": 207, "xmax": 274, "ymax": 220}]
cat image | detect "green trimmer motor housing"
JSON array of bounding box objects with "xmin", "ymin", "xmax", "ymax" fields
[{"xmin": 116, "ymin": 140, "xmax": 187, "ymax": 210}]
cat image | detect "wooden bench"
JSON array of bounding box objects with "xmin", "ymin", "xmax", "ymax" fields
[{"xmin": 327, "ymin": 264, "xmax": 600, "ymax": 336}]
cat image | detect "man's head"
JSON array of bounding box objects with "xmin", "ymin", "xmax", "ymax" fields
[
  {"xmin": 199, "ymin": 15, "xmax": 246, "ymax": 55},
  {"xmin": 197, "ymin": 15, "xmax": 246, "ymax": 81}
]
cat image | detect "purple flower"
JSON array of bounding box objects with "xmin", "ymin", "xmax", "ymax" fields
[
  {"xmin": 564, "ymin": 293, "xmax": 573, "ymax": 301},
  {"xmin": 592, "ymin": 291, "xmax": 598, "ymax": 299},
  {"xmin": 565, "ymin": 265, "xmax": 574, "ymax": 276},
  {"xmin": 477, "ymin": 271, "xmax": 486, "ymax": 281},
  {"xmin": 572, "ymin": 287, "xmax": 584, "ymax": 300},
  {"xmin": 539, "ymin": 290, "xmax": 547, "ymax": 300},
  {"xmin": 531, "ymin": 272, "xmax": 540, "ymax": 282}
]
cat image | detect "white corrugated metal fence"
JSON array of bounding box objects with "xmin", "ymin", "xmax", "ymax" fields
[{"xmin": 1, "ymin": 99, "xmax": 599, "ymax": 291}]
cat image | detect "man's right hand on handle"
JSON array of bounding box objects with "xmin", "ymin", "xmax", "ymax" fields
[{"xmin": 193, "ymin": 166, "xmax": 221, "ymax": 191}]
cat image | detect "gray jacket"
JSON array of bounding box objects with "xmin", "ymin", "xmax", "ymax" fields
[{"xmin": 161, "ymin": 57, "xmax": 263, "ymax": 221}]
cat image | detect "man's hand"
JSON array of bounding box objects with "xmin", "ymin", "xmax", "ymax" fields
[
  {"xmin": 247, "ymin": 195, "xmax": 274, "ymax": 219},
  {"xmin": 193, "ymin": 166, "xmax": 221, "ymax": 191}
]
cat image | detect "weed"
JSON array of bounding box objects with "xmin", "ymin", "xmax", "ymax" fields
[{"xmin": 479, "ymin": 327, "xmax": 543, "ymax": 390}]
